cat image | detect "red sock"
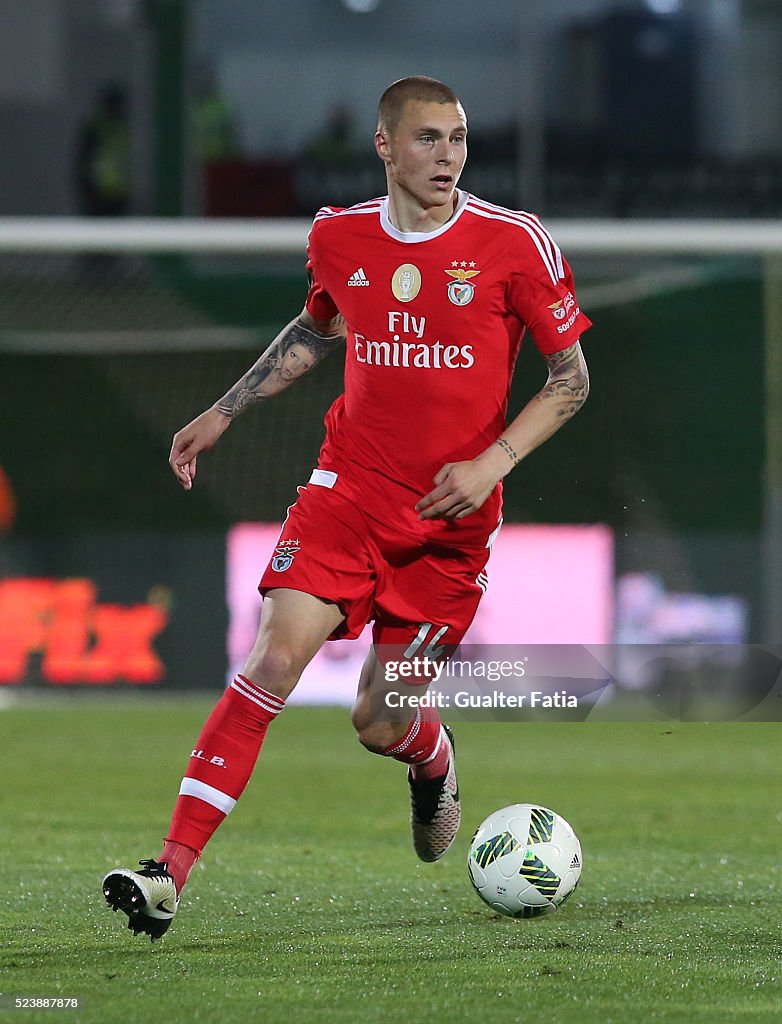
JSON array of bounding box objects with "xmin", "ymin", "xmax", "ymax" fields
[
  {"xmin": 160, "ymin": 675, "xmax": 285, "ymax": 889},
  {"xmin": 157, "ymin": 839, "xmax": 198, "ymax": 893},
  {"xmin": 382, "ymin": 709, "xmax": 451, "ymax": 780}
]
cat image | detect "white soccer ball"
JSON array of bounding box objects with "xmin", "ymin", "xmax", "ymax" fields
[{"xmin": 467, "ymin": 803, "xmax": 582, "ymax": 918}]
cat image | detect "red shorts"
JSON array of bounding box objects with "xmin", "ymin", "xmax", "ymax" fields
[{"xmin": 259, "ymin": 477, "xmax": 496, "ymax": 650}]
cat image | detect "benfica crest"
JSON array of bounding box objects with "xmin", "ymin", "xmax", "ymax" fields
[
  {"xmin": 272, "ymin": 540, "xmax": 300, "ymax": 572},
  {"xmin": 445, "ymin": 266, "xmax": 480, "ymax": 306},
  {"xmin": 548, "ymin": 292, "xmax": 575, "ymax": 320}
]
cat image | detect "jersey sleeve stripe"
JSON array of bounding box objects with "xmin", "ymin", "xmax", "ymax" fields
[
  {"xmin": 313, "ymin": 199, "xmax": 385, "ymax": 224},
  {"xmin": 467, "ymin": 196, "xmax": 559, "ymax": 247},
  {"xmin": 468, "ymin": 201, "xmax": 563, "ymax": 281},
  {"xmin": 464, "ymin": 197, "xmax": 560, "ymax": 286},
  {"xmin": 465, "ymin": 202, "xmax": 562, "ymax": 286},
  {"xmin": 310, "ymin": 200, "xmax": 385, "ymax": 242}
]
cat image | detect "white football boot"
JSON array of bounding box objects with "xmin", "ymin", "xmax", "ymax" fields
[
  {"xmin": 408, "ymin": 724, "xmax": 461, "ymax": 862},
  {"xmin": 102, "ymin": 858, "xmax": 179, "ymax": 941}
]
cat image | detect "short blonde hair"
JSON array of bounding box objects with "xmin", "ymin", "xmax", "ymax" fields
[{"xmin": 377, "ymin": 76, "xmax": 461, "ymax": 136}]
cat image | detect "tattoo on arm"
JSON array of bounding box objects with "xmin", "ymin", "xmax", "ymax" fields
[
  {"xmin": 535, "ymin": 342, "xmax": 590, "ymax": 419},
  {"xmin": 495, "ymin": 438, "xmax": 520, "ymax": 467},
  {"xmin": 216, "ymin": 315, "xmax": 345, "ymax": 418}
]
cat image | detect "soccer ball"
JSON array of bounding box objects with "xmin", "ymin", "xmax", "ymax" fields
[{"xmin": 467, "ymin": 804, "xmax": 582, "ymax": 918}]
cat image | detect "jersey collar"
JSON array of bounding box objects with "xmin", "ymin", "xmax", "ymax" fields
[{"xmin": 379, "ymin": 189, "xmax": 469, "ymax": 243}]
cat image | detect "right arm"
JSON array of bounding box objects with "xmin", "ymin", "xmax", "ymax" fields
[{"xmin": 169, "ymin": 306, "xmax": 346, "ymax": 490}]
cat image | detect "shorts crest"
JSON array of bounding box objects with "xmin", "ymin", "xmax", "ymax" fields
[{"xmin": 272, "ymin": 539, "xmax": 301, "ymax": 572}]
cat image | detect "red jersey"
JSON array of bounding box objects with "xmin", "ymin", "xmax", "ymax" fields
[{"xmin": 305, "ymin": 190, "xmax": 591, "ymax": 548}]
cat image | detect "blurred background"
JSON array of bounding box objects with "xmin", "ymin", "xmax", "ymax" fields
[
  {"xmin": 3, "ymin": 0, "xmax": 782, "ymax": 218},
  {"xmin": 1, "ymin": 0, "xmax": 780, "ymax": 697}
]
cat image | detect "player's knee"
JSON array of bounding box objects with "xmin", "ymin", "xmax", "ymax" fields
[
  {"xmin": 350, "ymin": 697, "xmax": 371, "ymax": 735},
  {"xmin": 242, "ymin": 642, "xmax": 301, "ymax": 697},
  {"xmin": 353, "ymin": 718, "xmax": 400, "ymax": 755},
  {"xmin": 351, "ymin": 699, "xmax": 389, "ymax": 752}
]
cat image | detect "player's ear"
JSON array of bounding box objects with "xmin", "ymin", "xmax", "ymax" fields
[{"xmin": 375, "ymin": 128, "xmax": 392, "ymax": 165}]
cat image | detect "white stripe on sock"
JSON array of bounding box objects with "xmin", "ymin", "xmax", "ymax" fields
[
  {"xmin": 231, "ymin": 677, "xmax": 285, "ymax": 715},
  {"xmin": 236, "ymin": 675, "xmax": 286, "ymax": 709},
  {"xmin": 418, "ymin": 726, "xmax": 445, "ymax": 766},
  {"xmin": 179, "ymin": 777, "xmax": 237, "ymax": 814},
  {"xmin": 385, "ymin": 710, "xmax": 421, "ymax": 756}
]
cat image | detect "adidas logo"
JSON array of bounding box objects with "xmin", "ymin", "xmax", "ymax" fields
[
  {"xmin": 347, "ymin": 267, "xmax": 370, "ymax": 287},
  {"xmin": 570, "ymin": 853, "xmax": 581, "ymax": 869}
]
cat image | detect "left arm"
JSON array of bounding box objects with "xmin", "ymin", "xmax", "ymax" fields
[{"xmin": 416, "ymin": 341, "xmax": 589, "ymax": 520}]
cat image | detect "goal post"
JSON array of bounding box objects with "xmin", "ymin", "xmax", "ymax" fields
[
  {"xmin": 763, "ymin": 255, "xmax": 782, "ymax": 646},
  {"xmin": 1, "ymin": 216, "xmax": 782, "ymax": 253}
]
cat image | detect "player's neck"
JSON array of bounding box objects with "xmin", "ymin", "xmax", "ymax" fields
[{"xmin": 386, "ymin": 188, "xmax": 459, "ymax": 234}]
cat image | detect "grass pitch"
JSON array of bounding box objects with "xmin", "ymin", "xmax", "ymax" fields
[{"xmin": 1, "ymin": 698, "xmax": 781, "ymax": 1024}]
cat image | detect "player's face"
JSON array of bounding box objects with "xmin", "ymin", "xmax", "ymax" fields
[
  {"xmin": 377, "ymin": 100, "xmax": 467, "ymax": 210},
  {"xmin": 280, "ymin": 343, "xmax": 313, "ymax": 381}
]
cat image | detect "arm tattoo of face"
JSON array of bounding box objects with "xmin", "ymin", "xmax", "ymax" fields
[
  {"xmin": 535, "ymin": 342, "xmax": 590, "ymax": 419},
  {"xmin": 216, "ymin": 316, "xmax": 345, "ymax": 417}
]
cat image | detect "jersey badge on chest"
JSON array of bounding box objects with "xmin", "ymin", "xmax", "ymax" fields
[
  {"xmin": 391, "ymin": 263, "xmax": 422, "ymax": 303},
  {"xmin": 445, "ymin": 264, "xmax": 480, "ymax": 306}
]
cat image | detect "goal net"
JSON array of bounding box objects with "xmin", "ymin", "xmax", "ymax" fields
[{"xmin": 0, "ymin": 217, "xmax": 779, "ymax": 688}]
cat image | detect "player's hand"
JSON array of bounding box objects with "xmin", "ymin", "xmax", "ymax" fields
[
  {"xmin": 169, "ymin": 406, "xmax": 231, "ymax": 491},
  {"xmin": 416, "ymin": 456, "xmax": 504, "ymax": 521}
]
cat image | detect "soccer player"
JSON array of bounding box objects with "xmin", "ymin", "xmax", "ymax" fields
[{"xmin": 102, "ymin": 76, "xmax": 591, "ymax": 940}]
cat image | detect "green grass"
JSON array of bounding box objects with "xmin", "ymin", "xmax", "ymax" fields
[{"xmin": 1, "ymin": 699, "xmax": 781, "ymax": 1023}]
